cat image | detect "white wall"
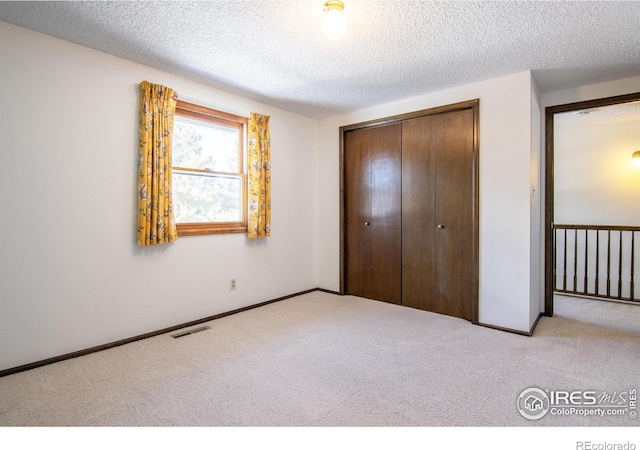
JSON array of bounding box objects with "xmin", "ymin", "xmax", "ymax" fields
[
  {"xmin": 0, "ymin": 22, "xmax": 318, "ymax": 371},
  {"xmin": 530, "ymin": 74, "xmax": 542, "ymax": 327},
  {"xmin": 317, "ymin": 71, "xmax": 538, "ymax": 333},
  {"xmin": 554, "ymin": 113, "xmax": 640, "ymax": 225}
]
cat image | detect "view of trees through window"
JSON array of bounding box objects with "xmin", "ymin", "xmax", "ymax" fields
[{"xmin": 172, "ymin": 117, "xmax": 242, "ymax": 223}]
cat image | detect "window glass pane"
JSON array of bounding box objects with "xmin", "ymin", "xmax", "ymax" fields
[
  {"xmin": 173, "ymin": 117, "xmax": 239, "ymax": 173},
  {"xmin": 173, "ymin": 172, "xmax": 241, "ymax": 223}
]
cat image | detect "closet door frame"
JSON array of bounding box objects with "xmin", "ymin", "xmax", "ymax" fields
[{"xmin": 339, "ymin": 99, "xmax": 480, "ymax": 324}]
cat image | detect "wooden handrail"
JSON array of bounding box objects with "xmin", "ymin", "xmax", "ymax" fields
[
  {"xmin": 553, "ymin": 225, "xmax": 639, "ymax": 302},
  {"xmin": 554, "ymin": 224, "xmax": 640, "ymax": 231}
]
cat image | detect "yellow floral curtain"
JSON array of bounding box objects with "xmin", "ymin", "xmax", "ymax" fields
[
  {"xmin": 247, "ymin": 113, "xmax": 271, "ymax": 239},
  {"xmin": 137, "ymin": 81, "xmax": 179, "ymax": 246}
]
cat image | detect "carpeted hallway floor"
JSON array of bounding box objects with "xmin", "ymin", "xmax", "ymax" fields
[{"xmin": 0, "ymin": 292, "xmax": 638, "ymax": 426}]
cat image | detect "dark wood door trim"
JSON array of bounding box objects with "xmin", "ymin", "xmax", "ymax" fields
[
  {"xmin": 471, "ymin": 101, "xmax": 480, "ymax": 324},
  {"xmin": 544, "ymin": 92, "xmax": 640, "ymax": 317},
  {"xmin": 340, "ymin": 99, "xmax": 480, "ymax": 133},
  {"xmin": 339, "ymin": 99, "xmax": 480, "ymax": 324}
]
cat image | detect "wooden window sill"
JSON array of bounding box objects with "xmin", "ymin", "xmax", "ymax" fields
[{"xmin": 177, "ymin": 223, "xmax": 247, "ymax": 236}]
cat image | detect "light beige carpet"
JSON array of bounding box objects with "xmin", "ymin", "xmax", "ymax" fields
[{"xmin": 0, "ymin": 292, "xmax": 638, "ymax": 426}]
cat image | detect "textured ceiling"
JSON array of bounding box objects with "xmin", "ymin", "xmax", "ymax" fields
[
  {"xmin": 555, "ymin": 101, "xmax": 640, "ymax": 129},
  {"xmin": 1, "ymin": 1, "xmax": 639, "ymax": 118}
]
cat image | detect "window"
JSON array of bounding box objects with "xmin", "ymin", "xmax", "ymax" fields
[{"xmin": 172, "ymin": 100, "xmax": 248, "ymax": 235}]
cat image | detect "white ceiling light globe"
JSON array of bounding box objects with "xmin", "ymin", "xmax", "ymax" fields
[{"xmin": 322, "ymin": 9, "xmax": 347, "ymax": 40}]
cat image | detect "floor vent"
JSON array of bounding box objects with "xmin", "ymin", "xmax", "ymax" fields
[{"xmin": 170, "ymin": 325, "xmax": 210, "ymax": 339}]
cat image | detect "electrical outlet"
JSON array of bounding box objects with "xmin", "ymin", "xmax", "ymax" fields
[{"xmin": 230, "ymin": 278, "xmax": 237, "ymax": 290}]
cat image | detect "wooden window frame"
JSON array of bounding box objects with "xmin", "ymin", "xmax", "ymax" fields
[{"xmin": 173, "ymin": 100, "xmax": 249, "ymax": 236}]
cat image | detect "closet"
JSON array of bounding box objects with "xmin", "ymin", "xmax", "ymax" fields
[{"xmin": 341, "ymin": 100, "xmax": 478, "ymax": 322}]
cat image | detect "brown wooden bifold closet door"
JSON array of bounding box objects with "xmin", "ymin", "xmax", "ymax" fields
[
  {"xmin": 343, "ymin": 102, "xmax": 477, "ymax": 322},
  {"xmin": 401, "ymin": 115, "xmax": 437, "ymax": 312},
  {"xmin": 344, "ymin": 124, "xmax": 402, "ymax": 304},
  {"xmin": 401, "ymin": 109, "xmax": 475, "ymax": 320}
]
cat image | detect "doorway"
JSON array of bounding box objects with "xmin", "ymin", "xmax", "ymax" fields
[{"xmin": 544, "ymin": 92, "xmax": 640, "ymax": 316}]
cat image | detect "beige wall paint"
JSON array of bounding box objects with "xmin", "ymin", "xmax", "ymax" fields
[
  {"xmin": 317, "ymin": 71, "xmax": 538, "ymax": 332},
  {"xmin": 0, "ymin": 22, "xmax": 319, "ymax": 371},
  {"xmin": 554, "ymin": 108, "xmax": 640, "ymax": 226},
  {"xmin": 530, "ymin": 74, "xmax": 543, "ymax": 327}
]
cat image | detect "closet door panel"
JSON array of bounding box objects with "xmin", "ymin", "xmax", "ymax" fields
[
  {"xmin": 370, "ymin": 124, "xmax": 402, "ymax": 304},
  {"xmin": 344, "ymin": 128, "xmax": 372, "ymax": 298},
  {"xmin": 435, "ymin": 109, "xmax": 475, "ymax": 320},
  {"xmin": 401, "ymin": 117, "xmax": 438, "ymax": 311}
]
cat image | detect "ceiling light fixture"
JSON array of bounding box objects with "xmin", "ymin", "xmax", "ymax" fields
[
  {"xmin": 322, "ymin": 1, "xmax": 347, "ymax": 40},
  {"xmin": 632, "ymin": 151, "xmax": 640, "ymax": 168}
]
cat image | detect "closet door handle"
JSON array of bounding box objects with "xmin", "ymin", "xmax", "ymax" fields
[
  {"xmin": 437, "ymin": 224, "xmax": 445, "ymax": 229},
  {"xmin": 364, "ymin": 222, "xmax": 370, "ymax": 226}
]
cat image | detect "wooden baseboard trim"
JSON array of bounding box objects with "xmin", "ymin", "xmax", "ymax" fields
[
  {"xmin": 529, "ymin": 313, "xmax": 543, "ymax": 335},
  {"xmin": 477, "ymin": 322, "xmax": 531, "ymax": 337},
  {"xmin": 478, "ymin": 313, "xmax": 544, "ymax": 337},
  {"xmin": 316, "ymin": 288, "xmax": 341, "ymax": 295},
  {"xmin": 0, "ymin": 287, "xmax": 323, "ymax": 378}
]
